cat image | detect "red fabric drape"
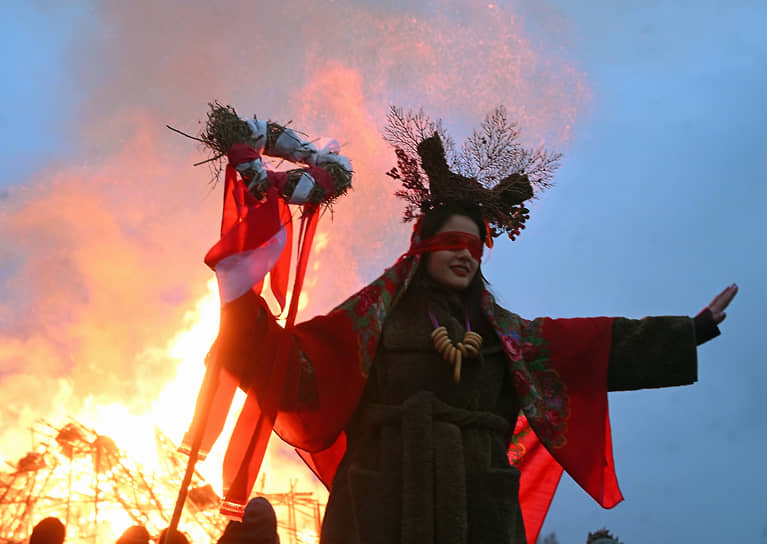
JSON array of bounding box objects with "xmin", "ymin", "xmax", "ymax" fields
[
  {"xmin": 183, "ymin": 164, "xmax": 284, "ymax": 460},
  {"xmin": 204, "ymin": 166, "xmax": 282, "ymax": 270},
  {"xmin": 220, "ymin": 209, "xmax": 320, "ymax": 516},
  {"xmin": 512, "ymin": 415, "xmax": 565, "ymax": 544},
  {"xmin": 538, "ymin": 317, "xmax": 622, "ymax": 508},
  {"xmin": 269, "ymin": 201, "xmax": 293, "ymax": 312}
]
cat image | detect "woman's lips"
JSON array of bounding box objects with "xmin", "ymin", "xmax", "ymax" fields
[{"xmin": 451, "ymin": 265, "xmax": 470, "ymax": 277}]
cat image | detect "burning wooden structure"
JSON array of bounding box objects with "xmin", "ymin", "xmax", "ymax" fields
[{"xmin": 0, "ymin": 421, "xmax": 323, "ymax": 544}]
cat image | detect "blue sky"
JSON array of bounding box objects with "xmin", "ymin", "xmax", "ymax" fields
[
  {"xmin": 1, "ymin": 0, "xmax": 764, "ymax": 542},
  {"xmin": 505, "ymin": 1, "xmax": 766, "ymax": 541},
  {"xmin": 0, "ymin": 3, "xmax": 86, "ymax": 188}
]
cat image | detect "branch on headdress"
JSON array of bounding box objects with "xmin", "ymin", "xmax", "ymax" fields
[
  {"xmin": 383, "ymin": 104, "xmax": 563, "ymax": 242},
  {"xmin": 516, "ymin": 146, "xmax": 561, "ymax": 190},
  {"xmin": 383, "ymin": 106, "xmax": 456, "ymax": 164},
  {"xmin": 456, "ymin": 105, "xmax": 522, "ymax": 185},
  {"xmin": 455, "ymin": 105, "xmax": 561, "ymax": 191},
  {"xmin": 386, "ymin": 148, "xmax": 431, "ymax": 222}
]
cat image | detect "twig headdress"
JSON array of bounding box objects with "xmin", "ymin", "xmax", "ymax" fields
[{"xmin": 384, "ymin": 106, "xmax": 561, "ymax": 241}]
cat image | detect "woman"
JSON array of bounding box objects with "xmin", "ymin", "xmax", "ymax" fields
[
  {"xmin": 217, "ymin": 200, "xmax": 734, "ymax": 543},
  {"xmin": 322, "ymin": 198, "xmax": 736, "ymax": 543},
  {"xmin": 189, "ymin": 123, "xmax": 737, "ymax": 544},
  {"xmin": 320, "ymin": 201, "xmax": 530, "ymax": 543}
]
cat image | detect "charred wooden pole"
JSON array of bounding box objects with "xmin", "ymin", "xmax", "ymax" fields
[
  {"xmin": 288, "ymin": 480, "xmax": 297, "ymax": 544},
  {"xmin": 93, "ymin": 449, "xmax": 100, "ymax": 543},
  {"xmin": 164, "ymin": 350, "xmax": 223, "ymax": 542},
  {"xmin": 314, "ymin": 500, "xmax": 322, "ymax": 537},
  {"xmin": 66, "ymin": 452, "xmax": 73, "ymax": 527}
]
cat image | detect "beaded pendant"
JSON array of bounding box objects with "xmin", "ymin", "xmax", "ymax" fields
[{"xmin": 430, "ymin": 326, "xmax": 483, "ymax": 384}]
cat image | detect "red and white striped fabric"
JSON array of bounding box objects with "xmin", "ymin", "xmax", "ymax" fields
[
  {"xmin": 182, "ymin": 156, "xmax": 321, "ymax": 518},
  {"xmin": 203, "ymin": 164, "xmax": 288, "ymax": 305},
  {"xmin": 181, "ymin": 162, "xmax": 292, "ymax": 461}
]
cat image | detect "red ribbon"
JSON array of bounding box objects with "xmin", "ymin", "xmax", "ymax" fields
[
  {"xmin": 227, "ymin": 143, "xmax": 261, "ymax": 167},
  {"xmin": 406, "ymin": 231, "xmax": 483, "ymax": 261},
  {"xmin": 220, "ymin": 207, "xmax": 320, "ymax": 517}
]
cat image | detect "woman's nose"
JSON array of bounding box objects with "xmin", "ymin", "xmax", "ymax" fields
[{"xmin": 455, "ymin": 247, "xmax": 473, "ymax": 259}]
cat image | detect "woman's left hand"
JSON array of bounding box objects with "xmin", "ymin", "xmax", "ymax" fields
[{"xmin": 705, "ymin": 283, "xmax": 739, "ymax": 324}]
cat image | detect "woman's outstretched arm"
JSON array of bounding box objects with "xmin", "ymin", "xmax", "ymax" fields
[{"xmin": 607, "ymin": 283, "xmax": 738, "ymax": 392}]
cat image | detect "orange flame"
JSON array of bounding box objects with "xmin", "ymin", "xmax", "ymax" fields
[{"xmin": 1, "ymin": 0, "xmax": 588, "ymax": 540}]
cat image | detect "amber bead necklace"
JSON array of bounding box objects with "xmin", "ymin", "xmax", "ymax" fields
[{"xmin": 428, "ymin": 309, "xmax": 483, "ymax": 384}]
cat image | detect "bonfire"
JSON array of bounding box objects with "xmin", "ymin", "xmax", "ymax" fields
[{"xmin": 0, "ymin": 421, "xmax": 323, "ymax": 544}]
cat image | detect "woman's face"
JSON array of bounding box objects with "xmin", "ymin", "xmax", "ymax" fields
[{"xmin": 425, "ymin": 214, "xmax": 481, "ymax": 290}]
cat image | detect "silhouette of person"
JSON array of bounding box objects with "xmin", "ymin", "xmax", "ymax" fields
[
  {"xmin": 157, "ymin": 527, "xmax": 190, "ymax": 544},
  {"xmin": 115, "ymin": 525, "xmax": 150, "ymax": 544},
  {"xmin": 29, "ymin": 517, "xmax": 65, "ymax": 544},
  {"xmin": 217, "ymin": 497, "xmax": 279, "ymax": 544}
]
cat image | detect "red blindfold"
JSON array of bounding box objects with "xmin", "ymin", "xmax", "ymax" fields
[{"xmin": 407, "ymin": 231, "xmax": 484, "ymax": 261}]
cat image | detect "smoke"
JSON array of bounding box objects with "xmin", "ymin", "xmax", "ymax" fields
[
  {"xmin": 0, "ymin": 117, "xmax": 217, "ymax": 458},
  {"xmin": 0, "ymin": 0, "xmax": 588, "ymax": 462}
]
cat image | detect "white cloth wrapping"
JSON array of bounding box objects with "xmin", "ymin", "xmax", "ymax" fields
[
  {"xmin": 245, "ymin": 119, "xmax": 268, "ymax": 154},
  {"xmin": 306, "ymin": 138, "xmax": 351, "ymax": 171},
  {"xmin": 272, "ymin": 128, "xmax": 318, "ymax": 163},
  {"xmin": 214, "ymin": 227, "xmax": 287, "ymax": 304},
  {"xmin": 240, "ymin": 117, "xmax": 352, "ymax": 201},
  {"xmin": 317, "ymin": 139, "xmax": 341, "ymax": 154},
  {"xmin": 310, "ymin": 151, "xmax": 352, "ymax": 172},
  {"xmin": 246, "ymin": 118, "xmax": 351, "ymax": 172},
  {"xmin": 289, "ymin": 171, "xmax": 316, "ymax": 204}
]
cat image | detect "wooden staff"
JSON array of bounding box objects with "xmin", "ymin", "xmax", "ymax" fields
[{"xmin": 163, "ymin": 347, "xmax": 223, "ymax": 543}]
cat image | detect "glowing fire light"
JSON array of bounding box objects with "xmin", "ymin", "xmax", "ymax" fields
[
  {"xmin": 1, "ymin": 276, "xmax": 326, "ymax": 543},
  {"xmin": 297, "ymin": 528, "xmax": 320, "ymax": 544}
]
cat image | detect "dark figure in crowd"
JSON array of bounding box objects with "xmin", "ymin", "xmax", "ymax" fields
[
  {"xmin": 586, "ymin": 528, "xmax": 623, "ymax": 544},
  {"xmin": 217, "ymin": 497, "xmax": 280, "ymax": 544},
  {"xmin": 158, "ymin": 527, "xmax": 190, "ymax": 544},
  {"xmin": 115, "ymin": 525, "xmax": 150, "ymax": 544},
  {"xmin": 29, "ymin": 517, "xmax": 65, "ymax": 544}
]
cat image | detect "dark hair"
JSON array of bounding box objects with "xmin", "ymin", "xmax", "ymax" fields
[
  {"xmin": 418, "ymin": 200, "xmax": 486, "ymax": 243},
  {"xmin": 30, "ymin": 517, "xmax": 65, "ymax": 544},
  {"xmin": 158, "ymin": 528, "xmax": 190, "ymax": 544},
  {"xmin": 216, "ymin": 498, "xmax": 280, "ymax": 544},
  {"xmin": 116, "ymin": 525, "xmax": 150, "ymax": 544},
  {"xmin": 409, "ymin": 200, "xmax": 490, "ymax": 327}
]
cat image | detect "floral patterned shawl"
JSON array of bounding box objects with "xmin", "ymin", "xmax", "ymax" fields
[
  {"xmin": 268, "ymin": 255, "xmax": 621, "ymax": 542},
  {"xmin": 189, "ymin": 253, "xmax": 622, "ymax": 543}
]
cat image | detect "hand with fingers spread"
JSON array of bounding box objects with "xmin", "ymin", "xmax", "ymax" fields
[{"xmin": 704, "ymin": 283, "xmax": 739, "ymax": 324}]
